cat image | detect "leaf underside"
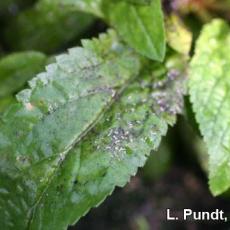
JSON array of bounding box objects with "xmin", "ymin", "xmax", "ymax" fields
[{"xmin": 189, "ymin": 19, "xmax": 230, "ymax": 195}]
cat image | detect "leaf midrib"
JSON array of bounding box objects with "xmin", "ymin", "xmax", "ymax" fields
[
  {"xmin": 130, "ymin": 5, "xmax": 157, "ymax": 56},
  {"xmin": 26, "ymin": 79, "xmax": 134, "ymax": 230}
]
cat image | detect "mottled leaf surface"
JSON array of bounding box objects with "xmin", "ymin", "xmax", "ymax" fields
[
  {"xmin": 189, "ymin": 19, "xmax": 230, "ymax": 195},
  {"xmin": 4, "ymin": 2, "xmax": 94, "ymax": 53},
  {"xmin": 0, "ymin": 31, "xmax": 140, "ymax": 229},
  {"xmin": 28, "ymin": 54, "xmax": 186, "ymax": 230},
  {"xmin": 0, "ymin": 51, "xmax": 47, "ymax": 99}
]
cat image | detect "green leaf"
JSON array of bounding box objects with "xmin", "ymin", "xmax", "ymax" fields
[
  {"xmin": 189, "ymin": 19, "xmax": 230, "ymax": 195},
  {"xmin": 0, "ymin": 30, "xmax": 141, "ymax": 229},
  {"xmin": 124, "ymin": 0, "xmax": 152, "ymax": 5},
  {"xmin": 27, "ymin": 54, "xmax": 186, "ymax": 230},
  {"xmin": 0, "ymin": 51, "xmax": 47, "ymax": 99},
  {"xmin": 40, "ymin": 0, "xmax": 103, "ymax": 17},
  {"xmin": 4, "ymin": 2, "xmax": 94, "ymax": 53},
  {"xmin": 41, "ymin": 0, "xmax": 166, "ymax": 61},
  {"xmin": 102, "ymin": 0, "xmax": 166, "ymax": 61},
  {"xmin": 0, "ymin": 96, "xmax": 15, "ymax": 113}
]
